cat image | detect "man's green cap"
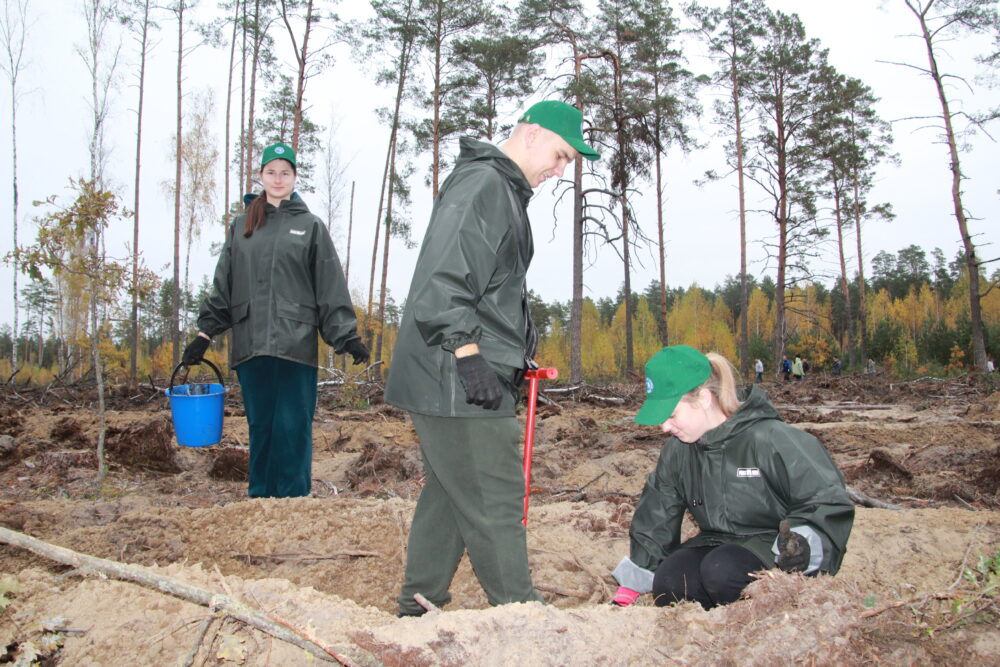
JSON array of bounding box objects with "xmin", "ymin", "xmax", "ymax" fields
[
  {"xmin": 261, "ymin": 142, "xmax": 296, "ymax": 168},
  {"xmin": 634, "ymin": 345, "xmax": 712, "ymax": 426},
  {"xmin": 518, "ymin": 100, "xmax": 600, "ymax": 161}
]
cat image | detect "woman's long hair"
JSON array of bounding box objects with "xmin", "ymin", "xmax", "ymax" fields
[
  {"xmin": 683, "ymin": 352, "xmax": 741, "ymax": 417},
  {"xmin": 243, "ymin": 195, "xmax": 267, "ymax": 238}
]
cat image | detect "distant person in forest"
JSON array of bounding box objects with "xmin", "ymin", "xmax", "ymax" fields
[
  {"xmin": 781, "ymin": 355, "xmax": 792, "ymax": 382},
  {"xmin": 183, "ymin": 142, "xmax": 369, "ymax": 498},
  {"xmin": 802, "ymin": 357, "xmax": 811, "ymax": 378},
  {"xmin": 792, "ymin": 355, "xmax": 804, "ymax": 381},
  {"xmin": 832, "ymin": 357, "xmax": 842, "ymax": 376},
  {"xmin": 385, "ymin": 100, "xmax": 600, "ymax": 617},
  {"xmin": 754, "ymin": 358, "xmax": 764, "ymax": 384},
  {"xmin": 866, "ymin": 358, "xmax": 876, "ymax": 374},
  {"xmin": 610, "ymin": 345, "xmax": 854, "ymax": 610},
  {"xmin": 988, "ymin": 357, "xmax": 995, "ymax": 373}
]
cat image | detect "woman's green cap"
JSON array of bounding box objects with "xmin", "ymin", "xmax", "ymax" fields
[
  {"xmin": 261, "ymin": 142, "xmax": 296, "ymax": 168},
  {"xmin": 634, "ymin": 345, "xmax": 712, "ymax": 426},
  {"xmin": 518, "ymin": 100, "xmax": 600, "ymax": 161}
]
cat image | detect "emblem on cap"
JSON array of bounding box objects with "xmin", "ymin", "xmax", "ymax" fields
[
  {"xmin": 645, "ymin": 378, "xmax": 654, "ymax": 394},
  {"xmin": 275, "ymin": 146, "xmax": 285, "ymax": 154}
]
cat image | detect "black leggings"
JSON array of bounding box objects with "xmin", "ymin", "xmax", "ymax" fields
[{"xmin": 652, "ymin": 544, "xmax": 765, "ymax": 610}]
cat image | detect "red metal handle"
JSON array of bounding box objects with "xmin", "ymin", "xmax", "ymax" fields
[{"xmin": 523, "ymin": 367, "xmax": 558, "ymax": 525}]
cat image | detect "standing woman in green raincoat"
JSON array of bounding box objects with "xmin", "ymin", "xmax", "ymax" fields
[
  {"xmin": 183, "ymin": 142, "xmax": 369, "ymax": 498},
  {"xmin": 610, "ymin": 345, "xmax": 854, "ymax": 609}
]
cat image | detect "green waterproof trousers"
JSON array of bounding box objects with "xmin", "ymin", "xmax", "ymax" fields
[
  {"xmin": 398, "ymin": 413, "xmax": 542, "ymax": 615},
  {"xmin": 236, "ymin": 356, "xmax": 317, "ymax": 498}
]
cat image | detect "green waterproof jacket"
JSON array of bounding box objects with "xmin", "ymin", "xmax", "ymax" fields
[
  {"xmin": 384, "ymin": 137, "xmax": 533, "ymax": 417},
  {"xmin": 613, "ymin": 386, "xmax": 854, "ymax": 593},
  {"xmin": 197, "ymin": 194, "xmax": 360, "ymax": 369}
]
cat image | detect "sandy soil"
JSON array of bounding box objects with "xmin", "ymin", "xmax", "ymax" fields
[{"xmin": 1, "ymin": 374, "xmax": 998, "ymax": 665}]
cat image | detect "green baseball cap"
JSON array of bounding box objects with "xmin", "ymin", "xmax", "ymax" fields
[
  {"xmin": 261, "ymin": 142, "xmax": 296, "ymax": 168},
  {"xmin": 518, "ymin": 100, "xmax": 600, "ymax": 161},
  {"xmin": 634, "ymin": 345, "xmax": 712, "ymax": 426}
]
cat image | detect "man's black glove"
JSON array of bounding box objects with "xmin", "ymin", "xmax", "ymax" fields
[
  {"xmin": 455, "ymin": 354, "xmax": 503, "ymax": 410},
  {"xmin": 343, "ymin": 338, "xmax": 370, "ymax": 366},
  {"xmin": 182, "ymin": 335, "xmax": 210, "ymax": 365},
  {"xmin": 776, "ymin": 520, "xmax": 810, "ymax": 573}
]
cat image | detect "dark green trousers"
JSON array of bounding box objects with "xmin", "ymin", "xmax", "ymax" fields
[
  {"xmin": 398, "ymin": 413, "xmax": 542, "ymax": 615},
  {"xmin": 236, "ymin": 356, "xmax": 317, "ymax": 498}
]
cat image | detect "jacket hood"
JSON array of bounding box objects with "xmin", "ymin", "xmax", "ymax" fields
[
  {"xmin": 456, "ymin": 136, "xmax": 533, "ymax": 205},
  {"xmin": 698, "ymin": 385, "xmax": 781, "ymax": 446}
]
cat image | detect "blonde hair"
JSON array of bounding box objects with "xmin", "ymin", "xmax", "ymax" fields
[{"xmin": 682, "ymin": 352, "xmax": 741, "ymax": 417}]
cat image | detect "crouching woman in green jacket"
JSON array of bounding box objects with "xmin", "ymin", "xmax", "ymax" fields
[
  {"xmin": 611, "ymin": 345, "xmax": 854, "ymax": 609},
  {"xmin": 183, "ymin": 142, "xmax": 369, "ymax": 498}
]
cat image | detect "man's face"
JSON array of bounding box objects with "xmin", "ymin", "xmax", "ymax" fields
[{"xmin": 524, "ymin": 126, "xmax": 578, "ymax": 188}]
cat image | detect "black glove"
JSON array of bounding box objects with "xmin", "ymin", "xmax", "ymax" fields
[
  {"xmin": 455, "ymin": 354, "xmax": 503, "ymax": 410},
  {"xmin": 776, "ymin": 520, "xmax": 810, "ymax": 573},
  {"xmin": 343, "ymin": 338, "xmax": 370, "ymax": 366},
  {"xmin": 182, "ymin": 335, "xmax": 210, "ymax": 365}
]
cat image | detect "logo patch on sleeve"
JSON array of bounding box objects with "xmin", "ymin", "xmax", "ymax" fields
[
  {"xmin": 289, "ymin": 229, "xmax": 306, "ymax": 236},
  {"xmin": 737, "ymin": 468, "xmax": 761, "ymax": 478}
]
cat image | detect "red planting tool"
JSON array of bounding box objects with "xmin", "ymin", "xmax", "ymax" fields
[{"xmin": 522, "ymin": 366, "xmax": 558, "ymax": 525}]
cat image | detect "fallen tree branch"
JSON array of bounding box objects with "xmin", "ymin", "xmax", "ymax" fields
[
  {"xmin": 414, "ymin": 593, "xmax": 440, "ymax": 614},
  {"xmin": 535, "ymin": 582, "xmax": 590, "ymax": 600},
  {"xmin": 233, "ymin": 550, "xmax": 381, "ymax": 564},
  {"xmin": 0, "ymin": 527, "xmax": 362, "ymax": 665},
  {"xmin": 845, "ymin": 485, "xmax": 903, "ymax": 510},
  {"xmin": 585, "ymin": 394, "xmax": 626, "ymax": 404},
  {"xmin": 179, "ymin": 614, "xmax": 219, "ymax": 667},
  {"xmin": 859, "ymin": 590, "xmax": 964, "ymax": 618}
]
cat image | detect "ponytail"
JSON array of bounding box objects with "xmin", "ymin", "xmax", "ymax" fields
[
  {"xmin": 243, "ymin": 195, "xmax": 267, "ymax": 238},
  {"xmin": 683, "ymin": 351, "xmax": 741, "ymax": 417}
]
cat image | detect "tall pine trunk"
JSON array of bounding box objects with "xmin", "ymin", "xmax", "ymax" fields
[
  {"xmin": 366, "ymin": 36, "xmax": 412, "ymax": 347},
  {"xmin": 731, "ymin": 41, "xmax": 749, "ymax": 379},
  {"xmin": 223, "ymin": 0, "xmax": 241, "ymax": 230},
  {"xmin": 283, "ymin": 0, "xmax": 313, "ymax": 151},
  {"xmin": 171, "ymin": 0, "xmax": 184, "ymax": 366},
  {"xmin": 129, "ymin": 0, "xmax": 151, "ymax": 387},
  {"xmin": 832, "ymin": 179, "xmax": 855, "ymax": 368},
  {"xmin": 851, "ymin": 166, "xmax": 868, "ymax": 365},
  {"xmin": 915, "ymin": 8, "xmax": 988, "ymax": 371},
  {"xmin": 653, "ymin": 74, "xmax": 668, "ymax": 346},
  {"xmin": 774, "ymin": 113, "xmax": 789, "ymax": 366},
  {"xmin": 244, "ymin": 0, "xmax": 262, "ymax": 195}
]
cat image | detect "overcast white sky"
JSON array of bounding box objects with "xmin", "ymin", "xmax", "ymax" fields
[{"xmin": 1, "ymin": 0, "xmax": 998, "ymax": 332}]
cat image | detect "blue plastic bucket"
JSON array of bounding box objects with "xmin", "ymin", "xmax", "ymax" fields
[{"xmin": 165, "ymin": 360, "xmax": 228, "ymax": 447}]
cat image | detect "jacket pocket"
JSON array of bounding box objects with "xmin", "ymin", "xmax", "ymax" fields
[
  {"xmin": 231, "ymin": 301, "xmax": 250, "ymax": 324},
  {"xmin": 277, "ymin": 296, "xmax": 319, "ymax": 326},
  {"xmin": 231, "ymin": 301, "xmax": 252, "ymax": 362}
]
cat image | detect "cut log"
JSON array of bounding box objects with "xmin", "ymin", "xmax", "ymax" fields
[
  {"xmin": 0, "ymin": 527, "xmax": 361, "ymax": 666},
  {"xmin": 845, "ymin": 485, "xmax": 903, "ymax": 510}
]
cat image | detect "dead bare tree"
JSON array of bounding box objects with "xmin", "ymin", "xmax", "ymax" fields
[
  {"xmin": 896, "ymin": 0, "xmax": 998, "ymax": 371},
  {"xmin": 121, "ymin": 0, "xmax": 157, "ymax": 388},
  {"xmin": 0, "ymin": 0, "xmax": 33, "ymax": 378}
]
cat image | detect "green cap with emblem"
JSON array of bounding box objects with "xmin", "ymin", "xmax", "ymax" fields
[
  {"xmin": 634, "ymin": 345, "xmax": 712, "ymax": 426},
  {"xmin": 261, "ymin": 142, "xmax": 296, "ymax": 168},
  {"xmin": 518, "ymin": 100, "xmax": 600, "ymax": 161}
]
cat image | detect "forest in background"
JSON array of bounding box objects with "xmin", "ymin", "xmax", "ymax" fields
[{"xmin": 2, "ymin": 0, "xmax": 1000, "ymax": 392}]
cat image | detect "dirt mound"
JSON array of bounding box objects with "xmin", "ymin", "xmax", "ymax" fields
[
  {"xmin": 105, "ymin": 414, "xmax": 182, "ymax": 473},
  {"xmin": 209, "ymin": 446, "xmax": 249, "ymax": 481},
  {"xmin": 345, "ymin": 441, "xmax": 423, "ymax": 494},
  {"xmin": 49, "ymin": 416, "xmax": 91, "ymax": 449}
]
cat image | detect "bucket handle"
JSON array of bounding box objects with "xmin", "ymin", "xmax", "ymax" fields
[{"xmin": 169, "ymin": 359, "xmax": 225, "ymax": 394}]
